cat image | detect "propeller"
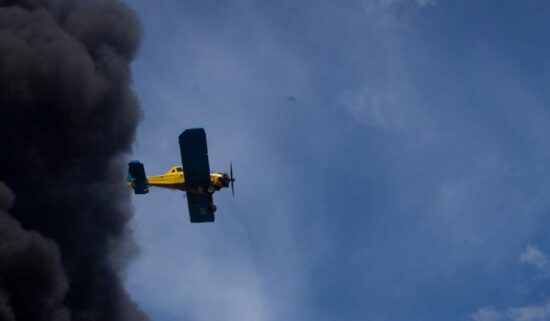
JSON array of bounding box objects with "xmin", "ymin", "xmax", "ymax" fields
[{"xmin": 229, "ymin": 162, "xmax": 236, "ymax": 196}]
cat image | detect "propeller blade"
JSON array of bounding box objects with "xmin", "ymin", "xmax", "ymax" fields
[{"xmin": 230, "ymin": 162, "xmax": 235, "ymax": 197}]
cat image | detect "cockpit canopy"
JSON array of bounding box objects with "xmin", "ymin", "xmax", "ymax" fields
[{"xmin": 167, "ymin": 166, "xmax": 184, "ymax": 174}]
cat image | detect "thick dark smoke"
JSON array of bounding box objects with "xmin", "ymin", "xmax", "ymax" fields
[{"xmin": 0, "ymin": 1, "xmax": 148, "ymax": 320}]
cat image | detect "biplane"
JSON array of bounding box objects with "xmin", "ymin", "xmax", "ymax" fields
[{"xmin": 127, "ymin": 128, "xmax": 235, "ymax": 223}]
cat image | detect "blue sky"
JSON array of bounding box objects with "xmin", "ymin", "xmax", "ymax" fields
[{"xmin": 122, "ymin": 1, "xmax": 550, "ymax": 320}]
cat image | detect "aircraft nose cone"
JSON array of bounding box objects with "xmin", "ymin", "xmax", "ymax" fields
[{"xmin": 222, "ymin": 174, "xmax": 231, "ymax": 187}]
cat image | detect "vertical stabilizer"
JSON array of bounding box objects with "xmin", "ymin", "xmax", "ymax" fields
[{"xmin": 127, "ymin": 160, "xmax": 149, "ymax": 194}]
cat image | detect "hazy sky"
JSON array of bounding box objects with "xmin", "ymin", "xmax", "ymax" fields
[{"xmin": 122, "ymin": 1, "xmax": 550, "ymax": 320}]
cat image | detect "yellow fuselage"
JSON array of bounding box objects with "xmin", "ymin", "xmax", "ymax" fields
[{"xmin": 129, "ymin": 165, "xmax": 227, "ymax": 192}]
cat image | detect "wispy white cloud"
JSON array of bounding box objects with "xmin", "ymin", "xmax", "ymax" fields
[
  {"xmin": 363, "ymin": 0, "xmax": 437, "ymax": 11},
  {"xmin": 472, "ymin": 307, "xmax": 502, "ymax": 321},
  {"xmin": 520, "ymin": 245, "xmax": 549, "ymax": 273},
  {"xmin": 472, "ymin": 301, "xmax": 550, "ymax": 321},
  {"xmin": 339, "ymin": 88, "xmax": 402, "ymax": 130},
  {"xmin": 417, "ymin": 0, "xmax": 437, "ymax": 7},
  {"xmin": 509, "ymin": 301, "xmax": 550, "ymax": 321},
  {"xmin": 471, "ymin": 246, "xmax": 550, "ymax": 321}
]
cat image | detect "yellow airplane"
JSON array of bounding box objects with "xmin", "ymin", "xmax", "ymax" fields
[
  {"xmin": 130, "ymin": 164, "xmax": 233, "ymax": 195},
  {"xmin": 127, "ymin": 128, "xmax": 235, "ymax": 223}
]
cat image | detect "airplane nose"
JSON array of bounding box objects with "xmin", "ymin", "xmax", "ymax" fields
[{"xmin": 222, "ymin": 174, "xmax": 230, "ymax": 187}]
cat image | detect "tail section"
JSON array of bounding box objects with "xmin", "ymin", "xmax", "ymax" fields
[{"xmin": 127, "ymin": 160, "xmax": 149, "ymax": 194}]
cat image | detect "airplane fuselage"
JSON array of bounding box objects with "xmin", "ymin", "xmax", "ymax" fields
[{"xmin": 129, "ymin": 165, "xmax": 229, "ymax": 193}]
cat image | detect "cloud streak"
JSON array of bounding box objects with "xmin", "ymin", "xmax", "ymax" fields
[
  {"xmin": 472, "ymin": 301, "xmax": 550, "ymax": 321},
  {"xmin": 472, "ymin": 246, "xmax": 550, "ymax": 321},
  {"xmin": 520, "ymin": 245, "xmax": 550, "ymax": 274}
]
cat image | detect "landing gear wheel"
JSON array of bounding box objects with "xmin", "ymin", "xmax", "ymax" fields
[{"xmin": 209, "ymin": 204, "xmax": 217, "ymax": 213}]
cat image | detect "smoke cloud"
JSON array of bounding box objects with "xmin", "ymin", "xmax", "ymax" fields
[{"xmin": 0, "ymin": 0, "xmax": 148, "ymax": 320}]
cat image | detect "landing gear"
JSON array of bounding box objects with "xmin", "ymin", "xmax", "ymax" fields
[
  {"xmin": 209, "ymin": 204, "xmax": 217, "ymax": 213},
  {"xmin": 198, "ymin": 185, "xmax": 215, "ymax": 194}
]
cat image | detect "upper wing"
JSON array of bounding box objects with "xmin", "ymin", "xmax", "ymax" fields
[
  {"xmin": 186, "ymin": 192, "xmax": 215, "ymax": 223},
  {"xmin": 179, "ymin": 128, "xmax": 211, "ymax": 187},
  {"xmin": 179, "ymin": 128, "xmax": 215, "ymax": 223}
]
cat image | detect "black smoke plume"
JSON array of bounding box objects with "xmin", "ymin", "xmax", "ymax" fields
[{"xmin": 0, "ymin": 0, "xmax": 148, "ymax": 320}]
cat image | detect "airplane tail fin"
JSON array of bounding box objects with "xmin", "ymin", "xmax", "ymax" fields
[{"xmin": 127, "ymin": 160, "xmax": 149, "ymax": 194}]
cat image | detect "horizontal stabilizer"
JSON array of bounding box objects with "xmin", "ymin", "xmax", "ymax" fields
[{"xmin": 127, "ymin": 160, "xmax": 149, "ymax": 194}]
